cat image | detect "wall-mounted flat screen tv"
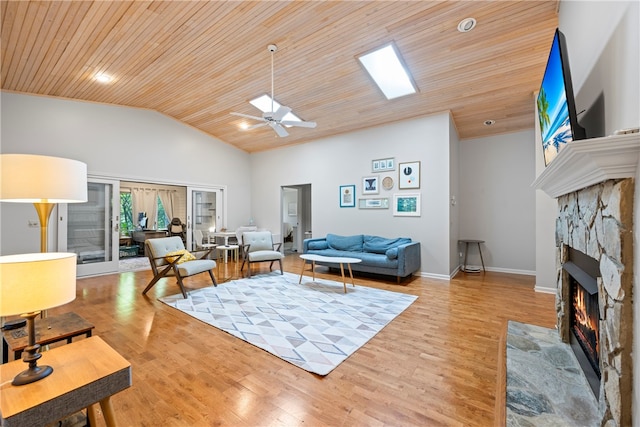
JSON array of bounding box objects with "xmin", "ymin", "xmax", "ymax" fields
[{"xmin": 537, "ymin": 29, "xmax": 586, "ymax": 166}]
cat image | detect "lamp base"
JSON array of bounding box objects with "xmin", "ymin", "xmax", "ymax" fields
[{"xmin": 12, "ymin": 364, "xmax": 53, "ymax": 386}]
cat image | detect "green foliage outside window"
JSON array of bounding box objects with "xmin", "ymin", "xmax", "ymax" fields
[
  {"xmin": 120, "ymin": 192, "xmax": 170, "ymax": 233},
  {"xmin": 120, "ymin": 193, "xmax": 134, "ymax": 235}
]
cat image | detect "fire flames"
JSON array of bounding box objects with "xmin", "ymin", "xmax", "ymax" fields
[{"xmin": 573, "ymin": 285, "xmax": 600, "ymax": 361}]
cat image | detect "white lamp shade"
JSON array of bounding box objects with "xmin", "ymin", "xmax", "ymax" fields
[
  {"xmin": 0, "ymin": 252, "xmax": 77, "ymax": 316},
  {"xmin": 0, "ymin": 154, "xmax": 88, "ymax": 203}
]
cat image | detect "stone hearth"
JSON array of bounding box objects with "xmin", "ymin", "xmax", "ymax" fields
[{"xmin": 555, "ymin": 179, "xmax": 633, "ymax": 426}]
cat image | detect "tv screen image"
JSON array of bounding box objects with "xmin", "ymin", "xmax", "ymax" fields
[{"xmin": 537, "ymin": 29, "xmax": 585, "ymax": 166}]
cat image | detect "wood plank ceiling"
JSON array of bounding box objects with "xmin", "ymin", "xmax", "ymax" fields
[{"xmin": 1, "ymin": 1, "xmax": 558, "ymax": 153}]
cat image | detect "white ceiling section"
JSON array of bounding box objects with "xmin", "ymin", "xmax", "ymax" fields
[{"xmin": 0, "ymin": 1, "xmax": 558, "ymax": 153}]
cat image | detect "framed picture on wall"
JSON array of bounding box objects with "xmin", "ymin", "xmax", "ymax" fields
[
  {"xmin": 362, "ymin": 176, "xmax": 379, "ymax": 195},
  {"xmin": 393, "ymin": 193, "xmax": 421, "ymax": 216},
  {"xmin": 339, "ymin": 185, "xmax": 356, "ymax": 208},
  {"xmin": 372, "ymin": 158, "xmax": 395, "ymax": 172},
  {"xmin": 398, "ymin": 161, "xmax": 420, "ymax": 189},
  {"xmin": 358, "ymin": 198, "xmax": 389, "ymax": 209}
]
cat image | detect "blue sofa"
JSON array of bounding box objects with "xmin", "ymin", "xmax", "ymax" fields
[{"xmin": 302, "ymin": 233, "xmax": 420, "ymax": 282}]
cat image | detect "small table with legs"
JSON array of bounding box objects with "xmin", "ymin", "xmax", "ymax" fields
[
  {"xmin": 0, "ymin": 336, "xmax": 131, "ymax": 427},
  {"xmin": 298, "ymin": 254, "xmax": 361, "ymax": 293},
  {"xmin": 2, "ymin": 312, "xmax": 95, "ymax": 364},
  {"xmin": 459, "ymin": 239, "xmax": 486, "ymax": 273}
]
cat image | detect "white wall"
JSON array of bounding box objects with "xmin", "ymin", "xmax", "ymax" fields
[
  {"xmin": 458, "ymin": 130, "xmax": 536, "ymax": 274},
  {"xmin": 250, "ymin": 112, "xmax": 453, "ymax": 278},
  {"xmin": 533, "ymin": 97, "xmax": 558, "ymax": 293},
  {"xmin": 448, "ymin": 115, "xmax": 460, "ymax": 273},
  {"xmin": 561, "ymin": 1, "xmax": 639, "ymax": 136},
  {"xmin": 556, "ymin": 1, "xmax": 640, "ymax": 423},
  {"xmin": 0, "ymin": 92, "xmax": 252, "ymax": 254}
]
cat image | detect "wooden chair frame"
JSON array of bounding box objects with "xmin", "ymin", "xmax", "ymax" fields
[
  {"xmin": 142, "ymin": 238, "xmax": 217, "ymax": 298},
  {"xmin": 240, "ymin": 231, "xmax": 284, "ymax": 278}
]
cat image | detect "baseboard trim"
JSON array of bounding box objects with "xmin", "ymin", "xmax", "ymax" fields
[
  {"xmin": 455, "ymin": 264, "xmax": 536, "ymax": 276},
  {"xmin": 418, "ymin": 271, "xmax": 451, "ymax": 281},
  {"xmin": 534, "ymin": 285, "xmax": 556, "ymax": 294},
  {"xmin": 420, "ymin": 266, "xmax": 536, "ymax": 281}
]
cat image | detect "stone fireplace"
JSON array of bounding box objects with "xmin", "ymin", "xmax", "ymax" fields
[
  {"xmin": 555, "ymin": 179, "xmax": 633, "ymax": 426},
  {"xmin": 533, "ymin": 133, "xmax": 639, "ymax": 427}
]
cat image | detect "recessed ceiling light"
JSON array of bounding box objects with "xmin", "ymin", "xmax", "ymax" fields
[
  {"xmin": 484, "ymin": 119, "xmax": 496, "ymax": 126},
  {"xmin": 357, "ymin": 43, "xmax": 417, "ymax": 100},
  {"xmin": 457, "ymin": 18, "xmax": 477, "ymax": 33},
  {"xmin": 94, "ymin": 73, "xmax": 113, "ymax": 83}
]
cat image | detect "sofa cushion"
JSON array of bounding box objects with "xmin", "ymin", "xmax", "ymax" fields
[
  {"xmin": 308, "ymin": 240, "xmax": 329, "ymax": 250},
  {"xmin": 363, "ymin": 235, "xmax": 411, "ymax": 254},
  {"xmin": 326, "ymin": 234, "xmax": 363, "ymax": 252},
  {"xmin": 386, "ymin": 247, "xmax": 399, "ymax": 260}
]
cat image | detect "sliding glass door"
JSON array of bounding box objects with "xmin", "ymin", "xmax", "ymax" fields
[
  {"xmin": 58, "ymin": 178, "xmax": 120, "ymax": 276},
  {"xmin": 187, "ymin": 187, "xmax": 224, "ymax": 251}
]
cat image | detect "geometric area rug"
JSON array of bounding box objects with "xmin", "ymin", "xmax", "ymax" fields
[{"xmin": 159, "ymin": 271, "xmax": 417, "ymax": 375}]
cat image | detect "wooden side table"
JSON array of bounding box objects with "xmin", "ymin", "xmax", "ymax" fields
[
  {"xmin": 459, "ymin": 239, "xmax": 486, "ymax": 273},
  {"xmin": 2, "ymin": 312, "xmax": 94, "ymax": 364},
  {"xmin": 0, "ymin": 336, "xmax": 131, "ymax": 427}
]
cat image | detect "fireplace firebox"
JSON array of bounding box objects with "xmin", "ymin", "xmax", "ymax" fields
[{"xmin": 563, "ymin": 247, "xmax": 600, "ymax": 398}]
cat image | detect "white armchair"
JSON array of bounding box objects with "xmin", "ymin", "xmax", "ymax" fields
[{"xmin": 240, "ymin": 231, "xmax": 283, "ymax": 277}]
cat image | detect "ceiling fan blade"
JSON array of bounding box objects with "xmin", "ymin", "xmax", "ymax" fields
[
  {"xmin": 272, "ymin": 105, "xmax": 292, "ymax": 121},
  {"xmin": 280, "ymin": 120, "xmax": 317, "ymax": 128},
  {"xmin": 247, "ymin": 122, "xmax": 269, "ymax": 130},
  {"xmin": 230, "ymin": 112, "xmax": 265, "ymax": 121},
  {"xmin": 269, "ymin": 122, "xmax": 289, "ymax": 137}
]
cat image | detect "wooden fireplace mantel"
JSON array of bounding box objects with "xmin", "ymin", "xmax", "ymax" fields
[{"xmin": 532, "ymin": 132, "xmax": 640, "ymax": 198}]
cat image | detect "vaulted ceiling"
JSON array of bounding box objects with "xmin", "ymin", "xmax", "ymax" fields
[{"xmin": 1, "ymin": 1, "xmax": 558, "ymax": 153}]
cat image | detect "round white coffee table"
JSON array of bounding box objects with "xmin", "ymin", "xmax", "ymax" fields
[{"xmin": 298, "ymin": 254, "xmax": 362, "ymax": 293}]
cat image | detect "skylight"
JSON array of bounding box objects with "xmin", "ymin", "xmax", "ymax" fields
[
  {"xmin": 358, "ymin": 43, "xmax": 417, "ymax": 100},
  {"xmin": 249, "ymin": 94, "xmax": 302, "ymax": 122}
]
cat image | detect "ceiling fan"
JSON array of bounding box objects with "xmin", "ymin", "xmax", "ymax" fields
[{"xmin": 231, "ymin": 44, "xmax": 317, "ymax": 137}]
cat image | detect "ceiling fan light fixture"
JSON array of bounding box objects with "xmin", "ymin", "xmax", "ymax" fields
[
  {"xmin": 457, "ymin": 18, "xmax": 477, "ymax": 33},
  {"xmin": 249, "ymin": 94, "xmax": 302, "ymax": 123},
  {"xmin": 230, "ymin": 44, "xmax": 317, "ymax": 137}
]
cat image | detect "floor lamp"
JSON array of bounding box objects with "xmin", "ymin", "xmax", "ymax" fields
[
  {"xmin": 0, "ymin": 154, "xmax": 88, "ymax": 252},
  {"xmin": 0, "ymin": 154, "xmax": 87, "ymax": 327}
]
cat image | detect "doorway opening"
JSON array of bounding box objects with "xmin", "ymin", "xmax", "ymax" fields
[{"xmin": 281, "ymin": 184, "xmax": 312, "ymax": 254}]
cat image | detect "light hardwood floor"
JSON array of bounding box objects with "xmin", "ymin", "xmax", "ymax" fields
[{"xmin": 38, "ymin": 255, "xmax": 556, "ymax": 426}]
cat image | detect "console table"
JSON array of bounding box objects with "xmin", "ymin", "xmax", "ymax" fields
[
  {"xmin": 132, "ymin": 230, "xmax": 168, "ymax": 255},
  {"xmin": 2, "ymin": 311, "xmax": 94, "ymax": 363},
  {"xmin": 0, "ymin": 336, "xmax": 131, "ymax": 427}
]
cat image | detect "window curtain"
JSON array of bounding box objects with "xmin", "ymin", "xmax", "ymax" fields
[
  {"xmin": 130, "ymin": 187, "xmax": 158, "ymax": 229},
  {"xmin": 158, "ymin": 189, "xmax": 176, "ymax": 223}
]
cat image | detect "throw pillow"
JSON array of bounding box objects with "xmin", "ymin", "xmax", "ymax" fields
[
  {"xmin": 165, "ymin": 249, "xmax": 196, "ymax": 264},
  {"xmin": 386, "ymin": 247, "xmax": 399, "ymax": 260},
  {"xmin": 363, "ymin": 236, "xmax": 411, "ymax": 254},
  {"xmin": 308, "ymin": 240, "xmax": 329, "ymax": 250},
  {"xmin": 326, "ymin": 234, "xmax": 364, "ymax": 252}
]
